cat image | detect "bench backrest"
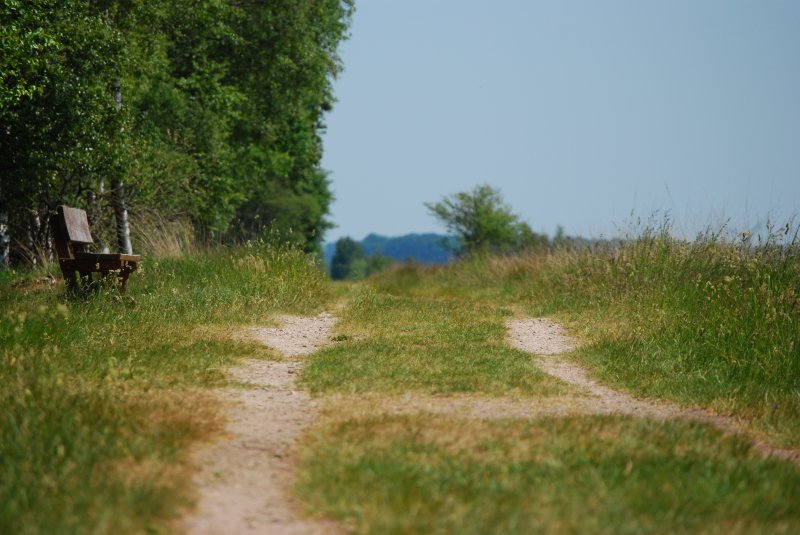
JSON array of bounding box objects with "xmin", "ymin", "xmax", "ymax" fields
[{"xmin": 50, "ymin": 205, "xmax": 94, "ymax": 259}]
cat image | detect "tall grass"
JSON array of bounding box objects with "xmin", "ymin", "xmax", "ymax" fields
[
  {"xmin": 370, "ymin": 222, "xmax": 800, "ymax": 445},
  {"xmin": 130, "ymin": 210, "xmax": 198, "ymax": 258},
  {"xmin": 0, "ymin": 241, "xmax": 330, "ymax": 534}
]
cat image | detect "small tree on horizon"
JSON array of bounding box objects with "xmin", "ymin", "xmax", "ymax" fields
[{"xmin": 425, "ymin": 184, "xmax": 548, "ymax": 256}]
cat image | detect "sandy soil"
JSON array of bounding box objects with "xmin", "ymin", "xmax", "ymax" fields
[
  {"xmin": 507, "ymin": 317, "xmax": 800, "ymax": 465},
  {"xmin": 181, "ymin": 312, "xmax": 339, "ymax": 535}
]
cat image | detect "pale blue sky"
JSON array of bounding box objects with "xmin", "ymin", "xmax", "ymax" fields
[{"xmin": 321, "ymin": 1, "xmax": 800, "ymax": 242}]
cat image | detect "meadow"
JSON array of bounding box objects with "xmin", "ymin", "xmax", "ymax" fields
[
  {"xmin": 366, "ymin": 223, "xmax": 800, "ymax": 445},
  {"xmin": 298, "ymin": 224, "xmax": 800, "ymax": 533},
  {"xmin": 2, "ymin": 223, "xmax": 799, "ymax": 533}
]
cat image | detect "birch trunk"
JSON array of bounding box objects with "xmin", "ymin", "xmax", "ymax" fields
[
  {"xmin": 111, "ymin": 77, "xmax": 132, "ymax": 254},
  {"xmin": 27, "ymin": 212, "xmax": 41, "ymax": 266},
  {"xmin": 113, "ymin": 180, "xmax": 132, "ymax": 254},
  {"xmin": 0, "ymin": 211, "xmax": 9, "ymax": 268}
]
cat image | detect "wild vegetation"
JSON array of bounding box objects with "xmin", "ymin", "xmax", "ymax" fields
[
  {"xmin": 1, "ymin": 211, "xmax": 798, "ymax": 533},
  {"xmin": 425, "ymin": 184, "xmax": 551, "ymax": 255},
  {"xmin": 1, "ymin": 0, "xmax": 353, "ymax": 264},
  {"xmin": 296, "ymin": 219, "xmax": 800, "ymax": 533},
  {"xmin": 4, "ymin": 2, "xmax": 797, "ymax": 532},
  {"xmin": 0, "ymin": 243, "xmax": 331, "ymax": 533},
  {"xmin": 382, "ymin": 222, "xmax": 800, "ymax": 445}
]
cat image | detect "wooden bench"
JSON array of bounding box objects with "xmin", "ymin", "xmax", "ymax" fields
[{"xmin": 50, "ymin": 205, "xmax": 140, "ymax": 294}]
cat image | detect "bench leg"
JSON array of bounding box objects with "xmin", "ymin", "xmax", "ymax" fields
[
  {"xmin": 59, "ymin": 263, "xmax": 136, "ymax": 297},
  {"xmin": 63, "ymin": 270, "xmax": 79, "ymax": 294},
  {"xmin": 78, "ymin": 271, "xmax": 96, "ymax": 294},
  {"xmin": 118, "ymin": 268, "xmax": 133, "ymax": 294},
  {"xmin": 62, "ymin": 270, "xmax": 98, "ymax": 296}
]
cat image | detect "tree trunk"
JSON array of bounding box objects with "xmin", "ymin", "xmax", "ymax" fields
[
  {"xmin": 111, "ymin": 77, "xmax": 132, "ymax": 254},
  {"xmin": 113, "ymin": 180, "xmax": 132, "ymax": 254},
  {"xmin": 0, "ymin": 210, "xmax": 9, "ymax": 269},
  {"xmin": 27, "ymin": 211, "xmax": 41, "ymax": 266}
]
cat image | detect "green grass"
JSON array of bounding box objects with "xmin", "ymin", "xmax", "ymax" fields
[
  {"xmin": 5, "ymin": 221, "xmax": 799, "ymax": 533},
  {"xmin": 300, "ymin": 414, "xmax": 800, "ymax": 535},
  {"xmin": 302, "ymin": 285, "xmax": 565, "ymax": 396},
  {"xmin": 0, "ymin": 242, "xmax": 330, "ymax": 534},
  {"xmin": 365, "ymin": 226, "xmax": 800, "ymax": 445},
  {"xmin": 295, "ymin": 227, "xmax": 800, "ymax": 533}
]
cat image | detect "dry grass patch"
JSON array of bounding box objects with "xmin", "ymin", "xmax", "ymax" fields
[{"xmin": 318, "ymin": 393, "xmax": 590, "ymax": 423}]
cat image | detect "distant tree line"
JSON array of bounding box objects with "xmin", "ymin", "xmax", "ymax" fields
[
  {"xmin": 329, "ymin": 184, "xmax": 566, "ymax": 280},
  {"xmin": 0, "ymin": 0, "xmax": 353, "ymax": 266},
  {"xmin": 359, "ymin": 233, "xmax": 460, "ymax": 263},
  {"xmin": 325, "ymin": 233, "xmax": 457, "ymax": 266},
  {"xmin": 327, "ymin": 233, "xmax": 462, "ymax": 280}
]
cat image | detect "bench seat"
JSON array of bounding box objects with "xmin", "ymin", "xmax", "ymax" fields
[{"xmin": 72, "ymin": 252, "xmax": 141, "ymax": 262}]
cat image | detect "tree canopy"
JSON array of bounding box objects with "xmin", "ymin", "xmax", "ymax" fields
[
  {"xmin": 1, "ymin": 0, "xmax": 353, "ymax": 264},
  {"xmin": 425, "ymin": 184, "xmax": 549, "ymax": 256},
  {"xmin": 330, "ymin": 237, "xmax": 364, "ymax": 280}
]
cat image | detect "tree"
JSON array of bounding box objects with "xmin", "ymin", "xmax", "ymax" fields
[
  {"xmin": 225, "ymin": 0, "xmax": 352, "ymax": 252},
  {"xmin": 330, "ymin": 237, "xmax": 365, "ymax": 280},
  {"xmin": 0, "ymin": 0, "xmax": 353, "ymax": 265},
  {"xmin": 0, "ymin": 0, "xmax": 127, "ymax": 263},
  {"xmin": 329, "ymin": 237, "xmax": 395, "ymax": 280},
  {"xmin": 425, "ymin": 184, "xmax": 549, "ymax": 256}
]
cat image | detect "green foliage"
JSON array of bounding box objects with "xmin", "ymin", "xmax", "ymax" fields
[
  {"xmin": 0, "ymin": 243, "xmax": 331, "ymax": 533},
  {"xmin": 425, "ymin": 184, "xmax": 549, "ymax": 256},
  {"xmin": 0, "ymin": 0, "xmax": 353, "ymax": 262},
  {"xmin": 1, "ymin": 0, "xmax": 126, "ymax": 255},
  {"xmin": 330, "ymin": 237, "xmax": 365, "ymax": 280},
  {"xmin": 330, "ymin": 237, "xmax": 395, "ymax": 280}
]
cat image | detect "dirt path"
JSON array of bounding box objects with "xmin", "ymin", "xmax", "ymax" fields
[
  {"xmin": 182, "ymin": 312, "xmax": 338, "ymax": 535},
  {"xmin": 182, "ymin": 310, "xmax": 797, "ymax": 534},
  {"xmin": 507, "ymin": 317, "xmax": 800, "ymax": 466}
]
